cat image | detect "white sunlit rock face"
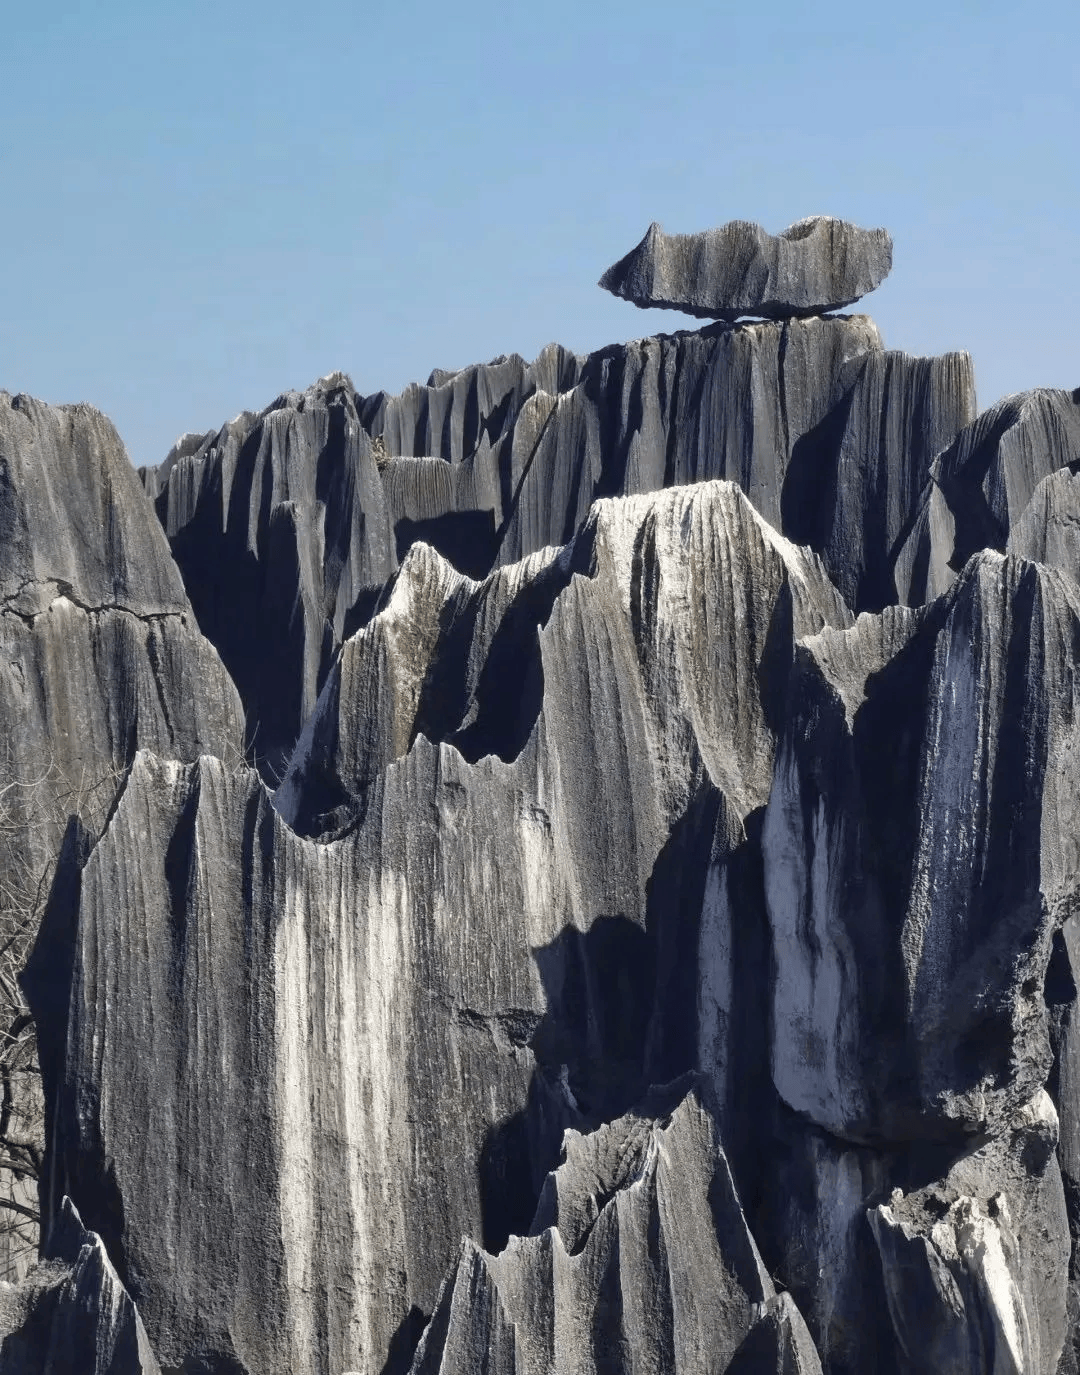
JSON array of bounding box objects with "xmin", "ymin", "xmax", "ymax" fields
[{"xmin": 4, "ymin": 221, "xmax": 1080, "ymax": 1374}]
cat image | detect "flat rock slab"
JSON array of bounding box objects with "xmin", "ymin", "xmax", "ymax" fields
[{"xmin": 599, "ymin": 216, "xmax": 893, "ymax": 320}]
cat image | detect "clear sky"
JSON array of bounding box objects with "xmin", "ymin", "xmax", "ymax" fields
[{"xmin": 3, "ymin": 0, "xmax": 1077, "ymax": 467}]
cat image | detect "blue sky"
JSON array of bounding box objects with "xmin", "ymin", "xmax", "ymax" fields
[{"xmin": 3, "ymin": 0, "xmax": 1077, "ymax": 466}]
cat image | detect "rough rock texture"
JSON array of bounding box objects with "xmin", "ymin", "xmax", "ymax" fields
[
  {"xmin": 28, "ymin": 482, "xmax": 851, "ymax": 1375},
  {"xmin": 409, "ymin": 1083, "xmax": 801, "ymax": 1375},
  {"xmin": 868, "ymin": 1091, "xmax": 1068, "ymax": 1375},
  {"xmin": 726, "ymin": 1293, "xmax": 823, "ymax": 1375},
  {"xmin": 0, "ymin": 1197, "xmax": 160, "ymax": 1374},
  {"xmin": 146, "ymin": 317, "xmax": 974, "ymax": 759},
  {"xmin": 897, "ymin": 387, "xmax": 1080, "ymax": 604},
  {"xmin": 357, "ymin": 344, "xmax": 584, "ymax": 465},
  {"xmin": 765, "ymin": 553, "xmax": 1080, "ymax": 1143},
  {"xmin": 10, "ymin": 257, "xmax": 1080, "ymax": 1375},
  {"xmin": 1009, "ymin": 467, "xmax": 1080, "ymax": 584},
  {"xmin": 148, "ymin": 371, "xmax": 395, "ymax": 772},
  {"xmin": 0, "ymin": 392, "xmax": 244, "ymax": 1282},
  {"xmin": 0, "ymin": 390, "xmax": 243, "ymax": 804},
  {"xmin": 598, "ymin": 217, "xmax": 893, "ymax": 320}
]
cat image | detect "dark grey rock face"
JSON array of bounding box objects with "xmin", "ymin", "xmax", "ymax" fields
[
  {"xmin": 0, "ymin": 392, "xmax": 245, "ymax": 790},
  {"xmin": 409, "ymin": 1083, "xmax": 798, "ymax": 1375},
  {"xmin": 0, "ymin": 1197, "xmax": 160, "ymax": 1374},
  {"xmin": 765, "ymin": 553, "xmax": 1080, "ymax": 1143},
  {"xmin": 147, "ymin": 317, "xmax": 973, "ymax": 767},
  {"xmin": 358, "ymin": 343, "xmax": 585, "ymax": 466},
  {"xmin": 727, "ymin": 1293, "xmax": 824, "ymax": 1375},
  {"xmin": 29, "ymin": 482, "xmax": 850, "ymax": 1375},
  {"xmin": 868, "ymin": 1091, "xmax": 1068, "ymax": 1374},
  {"xmin": 897, "ymin": 387, "xmax": 1080, "ymax": 605},
  {"xmin": 0, "ymin": 392, "xmax": 244, "ymax": 1285},
  {"xmin": 149, "ymin": 372, "xmax": 395, "ymax": 773},
  {"xmin": 1009, "ymin": 467, "xmax": 1080, "ymax": 579},
  {"xmin": 598, "ymin": 217, "xmax": 893, "ymax": 320}
]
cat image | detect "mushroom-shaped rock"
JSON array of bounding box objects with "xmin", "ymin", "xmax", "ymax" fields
[{"xmin": 599, "ymin": 216, "xmax": 893, "ymax": 321}]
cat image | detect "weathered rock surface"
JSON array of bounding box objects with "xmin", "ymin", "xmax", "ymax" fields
[
  {"xmin": 410, "ymin": 1083, "xmax": 802, "ymax": 1375},
  {"xmin": 0, "ymin": 1197, "xmax": 160, "ymax": 1374},
  {"xmin": 897, "ymin": 387, "xmax": 1080, "ymax": 604},
  {"xmin": 764, "ymin": 552, "xmax": 1080, "ymax": 1143},
  {"xmin": 357, "ymin": 343, "xmax": 584, "ymax": 466},
  {"xmin": 9, "ymin": 244, "xmax": 1080, "ymax": 1375},
  {"xmin": 0, "ymin": 392, "xmax": 244, "ymax": 1281},
  {"xmin": 0, "ymin": 390, "xmax": 243, "ymax": 797},
  {"xmin": 147, "ymin": 317, "xmax": 973, "ymax": 763},
  {"xmin": 1009, "ymin": 466, "xmax": 1080, "ymax": 583},
  {"xmin": 148, "ymin": 371, "xmax": 395, "ymax": 772},
  {"xmin": 598, "ymin": 216, "xmax": 893, "ymax": 320},
  {"xmin": 868, "ymin": 1090, "xmax": 1068, "ymax": 1374},
  {"xmin": 29, "ymin": 481, "xmax": 851, "ymax": 1375},
  {"xmin": 726, "ymin": 1293, "xmax": 824, "ymax": 1375}
]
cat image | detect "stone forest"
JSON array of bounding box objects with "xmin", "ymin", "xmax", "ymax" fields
[{"xmin": 0, "ymin": 216, "xmax": 1078, "ymax": 1374}]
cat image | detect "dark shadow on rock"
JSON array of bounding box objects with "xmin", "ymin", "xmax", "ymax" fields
[
  {"xmin": 395, "ymin": 511, "xmax": 499, "ymax": 581},
  {"xmin": 936, "ymin": 405, "xmax": 1017, "ymax": 571},
  {"xmin": 643, "ymin": 785, "xmax": 723, "ymax": 1086},
  {"xmin": 340, "ymin": 584, "xmax": 387, "ymax": 644},
  {"xmin": 478, "ymin": 789, "xmax": 723, "ymax": 1253},
  {"xmin": 530, "ymin": 916, "xmax": 656, "ymax": 1122},
  {"xmin": 590, "ymin": 348, "xmax": 645, "ymax": 506},
  {"xmin": 479, "ymin": 1066, "xmax": 574, "ymax": 1255},
  {"xmin": 444, "ymin": 560, "xmax": 573, "ymax": 766},
  {"xmin": 379, "ymin": 1305, "xmax": 429, "ymax": 1375},
  {"xmin": 780, "ymin": 382, "xmax": 854, "ymax": 553},
  {"xmin": 477, "ymin": 916, "xmax": 655, "ymax": 1255}
]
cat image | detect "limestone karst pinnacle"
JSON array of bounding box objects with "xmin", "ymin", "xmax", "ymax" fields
[{"xmin": 0, "ymin": 222, "xmax": 1078, "ymax": 1375}]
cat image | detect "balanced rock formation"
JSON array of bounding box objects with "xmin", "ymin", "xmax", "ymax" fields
[{"xmin": 598, "ymin": 216, "xmax": 893, "ymax": 320}]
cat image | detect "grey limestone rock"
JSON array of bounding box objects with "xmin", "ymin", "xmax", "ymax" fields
[
  {"xmin": 29, "ymin": 481, "xmax": 851, "ymax": 1375},
  {"xmin": 1008, "ymin": 466, "xmax": 1080, "ymax": 584},
  {"xmin": 764, "ymin": 551, "xmax": 1080, "ymax": 1144},
  {"xmin": 410, "ymin": 1084, "xmax": 805, "ymax": 1375},
  {"xmin": 868, "ymin": 1090, "xmax": 1068, "ymax": 1374},
  {"xmin": 149, "ymin": 371, "xmax": 396, "ymax": 772},
  {"xmin": 726, "ymin": 1293, "xmax": 824, "ymax": 1375},
  {"xmin": 897, "ymin": 387, "xmax": 1080, "ymax": 605},
  {"xmin": 358, "ymin": 343, "xmax": 584, "ymax": 466},
  {"xmin": 0, "ymin": 391, "xmax": 244, "ymax": 1282},
  {"xmin": 0, "ymin": 1197, "xmax": 160, "ymax": 1374},
  {"xmin": 598, "ymin": 216, "xmax": 893, "ymax": 321},
  {"xmin": 11, "ymin": 250, "xmax": 1080, "ymax": 1375},
  {"xmin": 0, "ymin": 392, "xmax": 187, "ymax": 615},
  {"xmin": 147, "ymin": 314, "xmax": 974, "ymax": 771}
]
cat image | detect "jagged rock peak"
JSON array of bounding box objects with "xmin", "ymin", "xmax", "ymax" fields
[
  {"xmin": 0, "ymin": 1196, "xmax": 161, "ymax": 1373},
  {"xmin": 410, "ymin": 1084, "xmax": 807, "ymax": 1375},
  {"xmin": 599, "ymin": 215, "xmax": 893, "ymax": 321}
]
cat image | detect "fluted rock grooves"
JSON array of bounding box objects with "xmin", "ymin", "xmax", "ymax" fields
[{"xmin": 4, "ymin": 223, "xmax": 1080, "ymax": 1373}]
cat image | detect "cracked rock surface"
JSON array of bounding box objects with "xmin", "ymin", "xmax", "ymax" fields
[{"xmin": 0, "ymin": 393, "xmax": 243, "ymax": 1286}]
